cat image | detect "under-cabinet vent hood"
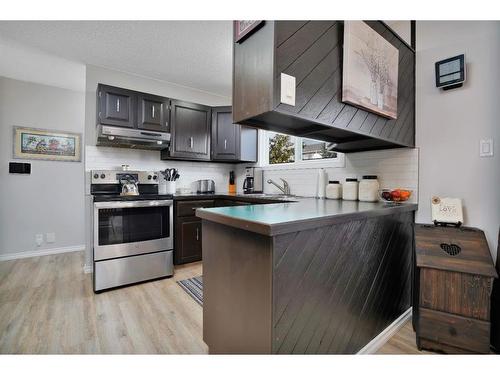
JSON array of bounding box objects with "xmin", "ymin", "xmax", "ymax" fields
[{"xmin": 96, "ymin": 125, "xmax": 170, "ymax": 150}]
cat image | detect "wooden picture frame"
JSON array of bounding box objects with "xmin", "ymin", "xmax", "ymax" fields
[
  {"xmin": 13, "ymin": 126, "xmax": 82, "ymax": 162},
  {"xmin": 234, "ymin": 21, "xmax": 264, "ymax": 43}
]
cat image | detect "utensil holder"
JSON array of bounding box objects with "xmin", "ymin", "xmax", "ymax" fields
[{"xmin": 160, "ymin": 181, "xmax": 176, "ymax": 195}]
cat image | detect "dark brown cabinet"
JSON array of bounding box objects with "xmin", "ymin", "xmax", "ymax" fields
[
  {"xmin": 137, "ymin": 94, "xmax": 169, "ymax": 132},
  {"xmin": 232, "ymin": 21, "xmax": 416, "ymax": 153},
  {"xmin": 211, "ymin": 106, "xmax": 258, "ymax": 163},
  {"xmin": 176, "ymin": 217, "xmax": 203, "ymax": 264},
  {"xmin": 165, "ymin": 100, "xmax": 211, "ymax": 160},
  {"xmin": 174, "ymin": 199, "xmax": 214, "ymax": 265},
  {"xmin": 97, "ymin": 84, "xmax": 170, "ymax": 133},
  {"xmin": 98, "ymin": 84, "xmax": 135, "ymax": 128},
  {"xmin": 212, "ymin": 106, "xmax": 238, "ymax": 160}
]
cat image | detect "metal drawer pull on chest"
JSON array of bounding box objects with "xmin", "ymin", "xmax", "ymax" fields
[{"xmin": 414, "ymin": 224, "xmax": 498, "ymax": 354}]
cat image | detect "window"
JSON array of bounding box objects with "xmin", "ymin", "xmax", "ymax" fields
[
  {"xmin": 262, "ymin": 131, "xmax": 343, "ymax": 168},
  {"xmin": 301, "ymin": 138, "xmax": 337, "ymax": 161},
  {"xmin": 269, "ymin": 132, "xmax": 295, "ymax": 164}
]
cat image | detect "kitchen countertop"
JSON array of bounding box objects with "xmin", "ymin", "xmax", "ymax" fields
[{"xmin": 196, "ymin": 197, "xmax": 418, "ymax": 236}]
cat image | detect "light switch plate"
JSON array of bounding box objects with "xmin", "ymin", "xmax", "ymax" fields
[
  {"xmin": 280, "ymin": 73, "xmax": 296, "ymax": 106},
  {"xmin": 35, "ymin": 234, "xmax": 43, "ymax": 246},
  {"xmin": 479, "ymin": 139, "xmax": 493, "ymax": 157},
  {"xmin": 46, "ymin": 232, "xmax": 56, "ymax": 243}
]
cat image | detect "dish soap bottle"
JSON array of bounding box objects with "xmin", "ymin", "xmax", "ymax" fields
[{"xmin": 229, "ymin": 171, "xmax": 236, "ymax": 194}]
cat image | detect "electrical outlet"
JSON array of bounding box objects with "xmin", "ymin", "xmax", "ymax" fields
[
  {"xmin": 35, "ymin": 234, "xmax": 44, "ymax": 246},
  {"xmin": 46, "ymin": 232, "xmax": 56, "ymax": 243},
  {"xmin": 479, "ymin": 139, "xmax": 493, "ymax": 157}
]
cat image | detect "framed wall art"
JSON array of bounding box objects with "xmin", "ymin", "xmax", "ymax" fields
[
  {"xmin": 342, "ymin": 21, "xmax": 399, "ymax": 119},
  {"xmin": 13, "ymin": 126, "xmax": 82, "ymax": 162},
  {"xmin": 234, "ymin": 21, "xmax": 264, "ymax": 43}
]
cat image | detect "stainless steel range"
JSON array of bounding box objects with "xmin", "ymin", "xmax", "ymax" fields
[{"xmin": 90, "ymin": 169, "xmax": 173, "ymax": 292}]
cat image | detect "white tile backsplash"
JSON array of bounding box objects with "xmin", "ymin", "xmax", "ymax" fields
[
  {"xmin": 86, "ymin": 146, "xmax": 419, "ymax": 202},
  {"xmin": 85, "ymin": 146, "xmax": 234, "ymax": 193},
  {"xmin": 236, "ymin": 148, "xmax": 419, "ymax": 202}
]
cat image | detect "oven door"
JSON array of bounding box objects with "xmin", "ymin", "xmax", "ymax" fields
[{"xmin": 93, "ymin": 200, "xmax": 173, "ymax": 261}]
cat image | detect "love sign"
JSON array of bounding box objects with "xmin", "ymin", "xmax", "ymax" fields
[{"xmin": 431, "ymin": 196, "xmax": 464, "ymax": 225}]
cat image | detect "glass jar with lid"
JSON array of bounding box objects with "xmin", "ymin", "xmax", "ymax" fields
[
  {"xmin": 358, "ymin": 175, "xmax": 380, "ymax": 202},
  {"xmin": 326, "ymin": 181, "xmax": 342, "ymax": 199},
  {"xmin": 342, "ymin": 178, "xmax": 358, "ymax": 201}
]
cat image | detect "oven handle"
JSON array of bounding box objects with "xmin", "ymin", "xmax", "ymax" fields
[{"xmin": 94, "ymin": 200, "xmax": 173, "ymax": 209}]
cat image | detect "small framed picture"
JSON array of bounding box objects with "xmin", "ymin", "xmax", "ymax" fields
[
  {"xmin": 13, "ymin": 126, "xmax": 82, "ymax": 162},
  {"xmin": 234, "ymin": 21, "xmax": 264, "ymax": 43}
]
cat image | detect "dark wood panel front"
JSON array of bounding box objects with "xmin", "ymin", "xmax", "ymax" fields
[
  {"xmin": 271, "ymin": 211, "xmax": 414, "ymax": 354},
  {"xmin": 418, "ymin": 307, "xmax": 491, "ymax": 353},
  {"xmin": 420, "ymin": 268, "xmax": 492, "ymax": 320}
]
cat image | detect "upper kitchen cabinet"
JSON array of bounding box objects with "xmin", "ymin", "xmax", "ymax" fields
[
  {"xmin": 164, "ymin": 100, "xmax": 211, "ymax": 160},
  {"xmin": 137, "ymin": 93, "xmax": 170, "ymax": 132},
  {"xmin": 233, "ymin": 21, "xmax": 416, "ymax": 153},
  {"xmin": 211, "ymin": 106, "xmax": 258, "ymax": 163},
  {"xmin": 97, "ymin": 84, "xmax": 170, "ymax": 132},
  {"xmin": 98, "ymin": 84, "xmax": 136, "ymax": 128}
]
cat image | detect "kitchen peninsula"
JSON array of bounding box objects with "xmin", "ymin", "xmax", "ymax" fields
[{"xmin": 197, "ymin": 199, "xmax": 417, "ymax": 354}]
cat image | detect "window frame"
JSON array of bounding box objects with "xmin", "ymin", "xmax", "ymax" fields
[{"xmin": 258, "ymin": 130, "xmax": 346, "ymax": 170}]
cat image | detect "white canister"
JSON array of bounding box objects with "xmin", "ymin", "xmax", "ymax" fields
[
  {"xmin": 342, "ymin": 178, "xmax": 359, "ymax": 201},
  {"xmin": 159, "ymin": 181, "xmax": 176, "ymax": 195},
  {"xmin": 326, "ymin": 181, "xmax": 342, "ymax": 199},
  {"xmin": 358, "ymin": 175, "xmax": 380, "ymax": 202}
]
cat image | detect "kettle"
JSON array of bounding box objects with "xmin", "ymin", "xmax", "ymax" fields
[{"xmin": 120, "ymin": 174, "xmax": 139, "ymax": 196}]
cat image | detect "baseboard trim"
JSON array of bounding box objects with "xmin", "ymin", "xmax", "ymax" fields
[
  {"xmin": 356, "ymin": 307, "xmax": 412, "ymax": 354},
  {"xmin": 0, "ymin": 245, "xmax": 85, "ymax": 261}
]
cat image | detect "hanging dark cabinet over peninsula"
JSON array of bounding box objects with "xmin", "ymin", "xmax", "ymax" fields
[{"xmin": 232, "ymin": 21, "xmax": 416, "ymax": 153}]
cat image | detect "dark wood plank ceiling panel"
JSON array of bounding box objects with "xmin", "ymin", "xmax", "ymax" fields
[
  {"xmin": 276, "ymin": 21, "xmax": 309, "ymax": 47},
  {"xmin": 275, "ymin": 21, "xmax": 335, "ymax": 74},
  {"xmin": 272, "ymin": 211, "xmax": 414, "ymax": 354},
  {"xmin": 273, "ymin": 21, "xmax": 415, "ymax": 148}
]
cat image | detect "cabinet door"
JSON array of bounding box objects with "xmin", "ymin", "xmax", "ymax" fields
[
  {"xmin": 98, "ymin": 84, "xmax": 135, "ymax": 128},
  {"xmin": 170, "ymin": 100, "xmax": 211, "ymax": 160},
  {"xmin": 175, "ymin": 217, "xmax": 202, "ymax": 264},
  {"xmin": 211, "ymin": 106, "xmax": 239, "ymax": 160},
  {"xmin": 137, "ymin": 94, "xmax": 170, "ymax": 132}
]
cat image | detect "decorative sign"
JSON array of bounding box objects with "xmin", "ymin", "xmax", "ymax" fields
[
  {"xmin": 13, "ymin": 126, "xmax": 81, "ymax": 162},
  {"xmin": 431, "ymin": 196, "xmax": 463, "ymax": 225},
  {"xmin": 234, "ymin": 21, "xmax": 264, "ymax": 43},
  {"xmin": 342, "ymin": 21, "xmax": 399, "ymax": 119},
  {"xmin": 435, "ymin": 54, "xmax": 465, "ymax": 90}
]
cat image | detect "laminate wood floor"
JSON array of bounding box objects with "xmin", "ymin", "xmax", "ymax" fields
[
  {"xmin": 0, "ymin": 251, "xmax": 430, "ymax": 354},
  {"xmin": 0, "ymin": 251, "xmax": 206, "ymax": 354}
]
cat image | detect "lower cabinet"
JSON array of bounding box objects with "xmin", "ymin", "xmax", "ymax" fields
[{"xmin": 174, "ymin": 217, "xmax": 203, "ymax": 265}]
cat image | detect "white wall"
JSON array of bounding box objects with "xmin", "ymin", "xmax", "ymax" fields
[
  {"xmin": 416, "ymin": 21, "xmax": 500, "ymax": 261},
  {"xmin": 0, "ymin": 76, "xmax": 86, "ymax": 259}
]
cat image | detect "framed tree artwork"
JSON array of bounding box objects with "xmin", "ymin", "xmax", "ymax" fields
[{"xmin": 342, "ymin": 21, "xmax": 399, "ymax": 119}]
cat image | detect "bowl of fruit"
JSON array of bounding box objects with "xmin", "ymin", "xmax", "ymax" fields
[{"xmin": 379, "ymin": 189, "xmax": 412, "ymax": 203}]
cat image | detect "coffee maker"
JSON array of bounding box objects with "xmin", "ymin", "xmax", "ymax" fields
[{"xmin": 243, "ymin": 167, "xmax": 263, "ymax": 194}]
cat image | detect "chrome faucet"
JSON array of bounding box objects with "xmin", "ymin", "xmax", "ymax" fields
[{"xmin": 267, "ymin": 178, "xmax": 290, "ymax": 195}]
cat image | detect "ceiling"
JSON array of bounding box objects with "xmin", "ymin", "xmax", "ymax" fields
[{"xmin": 0, "ymin": 21, "xmax": 233, "ymax": 97}]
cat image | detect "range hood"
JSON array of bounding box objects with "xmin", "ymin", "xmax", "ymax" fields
[{"xmin": 96, "ymin": 125, "xmax": 170, "ymax": 150}]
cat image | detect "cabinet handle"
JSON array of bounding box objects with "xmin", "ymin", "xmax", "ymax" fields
[
  {"xmin": 196, "ymin": 228, "xmax": 199, "ymax": 241},
  {"xmin": 189, "ymin": 137, "xmax": 193, "ymax": 148},
  {"xmin": 152, "ymin": 105, "xmax": 155, "ymax": 119},
  {"xmin": 224, "ymin": 139, "xmax": 227, "ymax": 149},
  {"xmin": 116, "ymin": 98, "xmax": 120, "ymax": 112}
]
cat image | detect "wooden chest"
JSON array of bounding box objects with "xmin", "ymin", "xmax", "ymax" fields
[{"xmin": 414, "ymin": 224, "xmax": 497, "ymax": 354}]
